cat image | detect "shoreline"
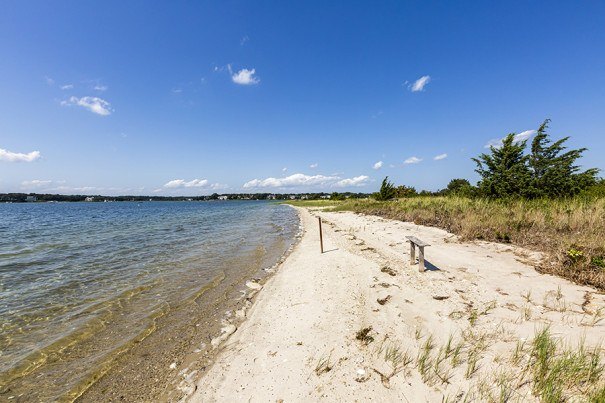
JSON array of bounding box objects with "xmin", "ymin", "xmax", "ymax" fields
[
  {"xmin": 75, "ymin": 207, "xmax": 303, "ymax": 402},
  {"xmin": 186, "ymin": 206, "xmax": 605, "ymax": 401}
]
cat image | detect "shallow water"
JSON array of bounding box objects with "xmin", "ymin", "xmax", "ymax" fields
[{"xmin": 0, "ymin": 200, "xmax": 298, "ymax": 401}]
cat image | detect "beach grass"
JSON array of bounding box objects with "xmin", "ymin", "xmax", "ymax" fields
[{"xmin": 289, "ymin": 196, "xmax": 605, "ymax": 291}]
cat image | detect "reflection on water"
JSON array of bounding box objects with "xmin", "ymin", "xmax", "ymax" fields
[{"xmin": 0, "ymin": 201, "xmax": 298, "ymax": 401}]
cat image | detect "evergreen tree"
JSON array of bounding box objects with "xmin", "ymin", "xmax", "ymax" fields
[
  {"xmin": 395, "ymin": 184, "xmax": 417, "ymax": 198},
  {"xmin": 529, "ymin": 119, "xmax": 598, "ymax": 197},
  {"xmin": 445, "ymin": 178, "xmax": 476, "ymax": 196},
  {"xmin": 473, "ymin": 134, "xmax": 532, "ymax": 198},
  {"xmin": 375, "ymin": 176, "xmax": 397, "ymax": 201}
]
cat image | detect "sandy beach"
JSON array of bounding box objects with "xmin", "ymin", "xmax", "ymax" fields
[{"xmin": 186, "ymin": 206, "xmax": 605, "ymax": 402}]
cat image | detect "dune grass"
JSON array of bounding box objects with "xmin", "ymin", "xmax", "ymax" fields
[
  {"xmin": 323, "ymin": 196, "xmax": 605, "ymax": 291},
  {"xmin": 288, "ymin": 196, "xmax": 605, "ymax": 290}
]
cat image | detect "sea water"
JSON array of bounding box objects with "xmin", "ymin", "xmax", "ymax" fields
[{"xmin": 0, "ymin": 200, "xmax": 299, "ymax": 400}]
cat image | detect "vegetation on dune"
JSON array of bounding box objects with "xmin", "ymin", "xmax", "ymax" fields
[
  {"xmin": 329, "ymin": 196, "xmax": 605, "ymax": 290},
  {"xmin": 290, "ymin": 120, "xmax": 605, "ymax": 290},
  {"xmin": 473, "ymin": 119, "xmax": 598, "ymax": 199}
]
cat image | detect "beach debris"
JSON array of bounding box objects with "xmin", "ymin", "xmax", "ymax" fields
[
  {"xmin": 432, "ymin": 295, "xmax": 449, "ymax": 301},
  {"xmin": 314, "ymin": 353, "xmax": 333, "ymax": 376},
  {"xmin": 169, "ymin": 362, "xmax": 177, "ymax": 369},
  {"xmin": 355, "ymin": 368, "xmax": 370, "ymax": 382},
  {"xmin": 245, "ymin": 280, "xmax": 262, "ymax": 290},
  {"xmin": 371, "ymin": 282, "xmax": 401, "ymax": 289},
  {"xmin": 380, "ymin": 266, "xmax": 397, "ymax": 276},
  {"xmin": 210, "ymin": 324, "xmax": 237, "ymax": 348},
  {"xmin": 377, "ymin": 295, "xmax": 392, "ymax": 305},
  {"xmin": 355, "ymin": 326, "xmax": 374, "ymax": 345}
]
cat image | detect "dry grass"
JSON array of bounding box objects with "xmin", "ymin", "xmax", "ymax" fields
[{"xmin": 326, "ymin": 196, "xmax": 605, "ymax": 291}]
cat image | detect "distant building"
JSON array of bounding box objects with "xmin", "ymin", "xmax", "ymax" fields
[
  {"xmin": 320, "ymin": 195, "xmax": 330, "ymax": 199},
  {"xmin": 26, "ymin": 195, "xmax": 37, "ymax": 202},
  {"xmin": 85, "ymin": 197, "xmax": 94, "ymax": 202},
  {"xmin": 218, "ymin": 195, "xmax": 228, "ymax": 200},
  {"xmin": 267, "ymin": 194, "xmax": 276, "ymax": 200}
]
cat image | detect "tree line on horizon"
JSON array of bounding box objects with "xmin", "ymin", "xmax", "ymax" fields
[{"xmin": 375, "ymin": 119, "xmax": 602, "ymax": 201}]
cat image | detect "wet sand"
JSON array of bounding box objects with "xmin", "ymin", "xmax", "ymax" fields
[{"xmin": 77, "ymin": 219, "xmax": 302, "ymax": 402}]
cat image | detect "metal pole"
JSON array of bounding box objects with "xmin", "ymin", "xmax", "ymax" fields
[{"xmin": 318, "ymin": 216, "xmax": 324, "ymax": 253}]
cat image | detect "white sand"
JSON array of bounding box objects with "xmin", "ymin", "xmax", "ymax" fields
[{"xmin": 187, "ymin": 207, "xmax": 605, "ymax": 402}]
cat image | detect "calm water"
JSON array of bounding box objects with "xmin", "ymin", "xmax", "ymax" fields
[{"xmin": 0, "ymin": 201, "xmax": 299, "ymax": 400}]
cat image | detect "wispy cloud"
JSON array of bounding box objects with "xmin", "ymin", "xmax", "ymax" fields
[
  {"xmin": 309, "ymin": 163, "xmax": 318, "ymax": 169},
  {"xmin": 61, "ymin": 96, "xmax": 113, "ymax": 116},
  {"xmin": 373, "ymin": 161, "xmax": 383, "ymax": 170},
  {"xmin": 93, "ymin": 84, "xmax": 107, "ymax": 91},
  {"xmin": 282, "ymin": 167, "xmax": 288, "ymax": 172},
  {"xmin": 484, "ymin": 129, "xmax": 537, "ymax": 148},
  {"xmin": 230, "ymin": 66, "xmax": 260, "ymax": 85},
  {"xmin": 433, "ymin": 153, "xmax": 448, "ymax": 161},
  {"xmin": 514, "ymin": 130, "xmax": 536, "ymax": 142},
  {"xmin": 240, "ymin": 35, "xmax": 249, "ymax": 46},
  {"xmin": 243, "ymin": 173, "xmax": 369, "ymax": 189},
  {"xmin": 164, "ymin": 179, "xmax": 209, "ymax": 188},
  {"xmin": 243, "ymin": 173, "xmax": 337, "ymax": 189},
  {"xmin": 60, "ymin": 84, "xmax": 74, "ymax": 90},
  {"xmin": 21, "ymin": 179, "xmax": 52, "ymax": 188},
  {"xmin": 0, "ymin": 148, "xmax": 41, "ymax": 162},
  {"xmin": 333, "ymin": 175, "xmax": 369, "ymax": 187},
  {"xmin": 45, "ymin": 76, "xmax": 55, "ymax": 86},
  {"xmin": 404, "ymin": 156, "xmax": 422, "ymax": 164},
  {"xmin": 408, "ymin": 75, "xmax": 431, "ymax": 92},
  {"xmin": 210, "ymin": 183, "xmax": 229, "ymax": 190}
]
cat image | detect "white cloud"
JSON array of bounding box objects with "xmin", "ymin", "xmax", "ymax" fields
[
  {"xmin": 373, "ymin": 161, "xmax": 383, "ymax": 170},
  {"xmin": 93, "ymin": 84, "xmax": 107, "ymax": 91},
  {"xmin": 21, "ymin": 179, "xmax": 52, "ymax": 187},
  {"xmin": 45, "ymin": 76, "xmax": 55, "ymax": 86},
  {"xmin": 210, "ymin": 183, "xmax": 229, "ymax": 190},
  {"xmin": 60, "ymin": 84, "xmax": 74, "ymax": 90},
  {"xmin": 514, "ymin": 130, "xmax": 536, "ymax": 142},
  {"xmin": 243, "ymin": 173, "xmax": 337, "ymax": 189},
  {"xmin": 231, "ymin": 67, "xmax": 260, "ymax": 85},
  {"xmin": 433, "ymin": 153, "xmax": 448, "ymax": 161},
  {"xmin": 484, "ymin": 129, "xmax": 537, "ymax": 148},
  {"xmin": 334, "ymin": 175, "xmax": 370, "ymax": 187},
  {"xmin": 309, "ymin": 163, "xmax": 318, "ymax": 169},
  {"xmin": 282, "ymin": 167, "xmax": 288, "ymax": 172},
  {"xmin": 404, "ymin": 156, "xmax": 422, "ymax": 164},
  {"xmin": 240, "ymin": 35, "xmax": 249, "ymax": 46},
  {"xmin": 243, "ymin": 173, "xmax": 369, "ymax": 189},
  {"xmin": 163, "ymin": 179, "xmax": 209, "ymax": 188},
  {"xmin": 409, "ymin": 75, "xmax": 431, "ymax": 92},
  {"xmin": 61, "ymin": 96, "xmax": 112, "ymax": 116},
  {"xmin": 0, "ymin": 148, "xmax": 41, "ymax": 162}
]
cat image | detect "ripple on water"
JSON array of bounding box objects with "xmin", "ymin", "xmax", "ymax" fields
[{"xmin": 0, "ymin": 201, "xmax": 299, "ymax": 400}]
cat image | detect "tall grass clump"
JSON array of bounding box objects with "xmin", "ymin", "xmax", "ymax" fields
[
  {"xmin": 525, "ymin": 327, "xmax": 604, "ymax": 401},
  {"xmin": 330, "ymin": 196, "xmax": 605, "ymax": 290}
]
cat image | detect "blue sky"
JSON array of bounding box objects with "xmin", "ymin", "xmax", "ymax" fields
[{"xmin": 1, "ymin": 1, "xmax": 605, "ymax": 195}]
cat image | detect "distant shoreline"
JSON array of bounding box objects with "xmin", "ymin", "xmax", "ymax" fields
[{"xmin": 0, "ymin": 192, "xmax": 369, "ymax": 203}]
